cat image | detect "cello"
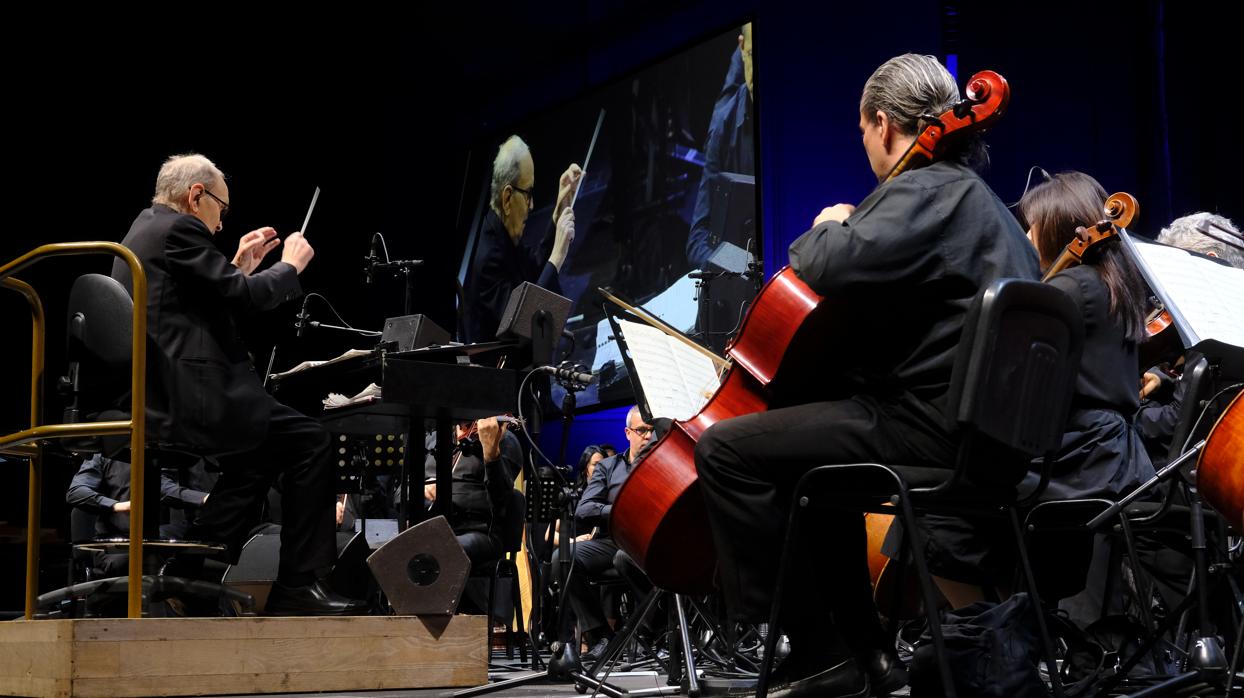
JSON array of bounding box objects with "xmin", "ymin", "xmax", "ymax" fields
[
  {"xmin": 611, "ymin": 70, "xmax": 1012, "ymax": 594},
  {"xmin": 1198, "ymin": 390, "xmax": 1244, "ymax": 532},
  {"xmin": 1040, "ymin": 192, "xmax": 1138, "ymax": 281}
]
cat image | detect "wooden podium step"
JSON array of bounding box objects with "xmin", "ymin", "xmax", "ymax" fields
[{"xmin": 0, "ymin": 614, "xmax": 487, "ymax": 697}]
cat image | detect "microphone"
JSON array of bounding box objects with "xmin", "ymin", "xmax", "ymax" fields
[
  {"xmin": 536, "ymin": 362, "xmax": 595, "ymax": 388},
  {"xmin": 295, "ymin": 299, "xmax": 311, "ymax": 339},
  {"xmin": 364, "ymin": 234, "xmax": 380, "ymax": 285}
]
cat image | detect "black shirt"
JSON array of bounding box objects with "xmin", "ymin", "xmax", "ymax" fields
[
  {"xmin": 1047, "ymin": 265, "xmax": 1140, "ymax": 413},
  {"xmin": 789, "ymin": 160, "xmax": 1040, "ymax": 416},
  {"xmin": 66, "ymin": 455, "xmax": 211, "ymax": 537},
  {"xmin": 423, "ymin": 430, "xmax": 523, "ymax": 536},
  {"xmin": 1027, "ymin": 264, "xmax": 1154, "ymax": 501},
  {"xmin": 575, "ymin": 449, "xmax": 633, "ymax": 538}
]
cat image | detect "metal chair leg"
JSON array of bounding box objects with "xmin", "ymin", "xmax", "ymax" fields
[
  {"xmin": 757, "ymin": 491, "xmax": 805, "ymax": 698},
  {"xmin": 1009, "ymin": 507, "xmax": 1065, "ymax": 698},
  {"xmin": 897, "ymin": 491, "xmax": 957, "ymax": 698}
]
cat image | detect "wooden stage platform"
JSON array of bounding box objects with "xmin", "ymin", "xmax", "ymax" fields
[{"xmin": 0, "ymin": 615, "xmax": 487, "ymax": 698}]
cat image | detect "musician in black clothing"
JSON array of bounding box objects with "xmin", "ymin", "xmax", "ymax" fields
[
  {"xmin": 693, "ymin": 54, "xmax": 1039, "ymax": 698},
  {"xmin": 423, "ymin": 417, "xmax": 523, "ymax": 570},
  {"xmin": 1135, "ymin": 213, "xmax": 1244, "ymax": 465},
  {"xmin": 113, "ymin": 154, "xmax": 363, "ymax": 616},
  {"xmin": 66, "ymin": 454, "xmax": 212, "ymax": 577},
  {"xmin": 461, "ymin": 135, "xmax": 582, "ymax": 343},
  {"xmin": 912, "ymin": 172, "xmax": 1156, "ymax": 610}
]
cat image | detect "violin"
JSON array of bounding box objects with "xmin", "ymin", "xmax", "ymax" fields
[
  {"xmin": 456, "ymin": 415, "xmax": 524, "ymax": 449},
  {"xmin": 1139, "ymin": 301, "xmax": 1184, "ymax": 369}
]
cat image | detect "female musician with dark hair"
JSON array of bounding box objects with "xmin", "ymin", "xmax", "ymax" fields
[
  {"xmin": 575, "ymin": 445, "xmax": 607, "ymax": 494},
  {"xmin": 924, "ymin": 171, "xmax": 1158, "ymax": 609}
]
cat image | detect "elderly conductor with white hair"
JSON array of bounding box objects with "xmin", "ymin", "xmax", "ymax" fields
[
  {"xmin": 112, "ymin": 153, "xmax": 366, "ymax": 616},
  {"xmin": 462, "ymin": 135, "xmax": 582, "ymax": 343}
]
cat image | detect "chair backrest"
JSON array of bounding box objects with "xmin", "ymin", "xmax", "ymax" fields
[
  {"xmin": 499, "ymin": 488, "xmax": 527, "ymax": 554},
  {"xmin": 946, "ymin": 278, "xmax": 1084, "ymax": 482},
  {"xmin": 1166, "ymin": 354, "xmax": 1213, "ymax": 465},
  {"xmin": 64, "ymin": 273, "xmax": 134, "ymax": 417}
]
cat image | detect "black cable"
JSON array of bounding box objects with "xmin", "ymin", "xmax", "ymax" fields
[
  {"xmin": 303, "ymin": 292, "xmax": 359, "ymax": 330},
  {"xmin": 1179, "ymin": 382, "xmax": 1243, "ymax": 456}
]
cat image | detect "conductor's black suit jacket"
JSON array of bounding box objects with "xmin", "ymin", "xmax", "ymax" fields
[{"xmin": 112, "ymin": 205, "xmax": 302, "ymax": 454}]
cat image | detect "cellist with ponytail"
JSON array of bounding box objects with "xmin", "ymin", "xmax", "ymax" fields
[{"xmin": 692, "ymin": 54, "xmax": 1039, "ymax": 698}]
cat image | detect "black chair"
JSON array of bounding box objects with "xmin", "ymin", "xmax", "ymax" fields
[
  {"xmin": 480, "ymin": 488, "xmax": 534, "ymax": 664},
  {"xmin": 69, "ymin": 506, "xmax": 100, "ymax": 583},
  {"xmin": 1024, "ymin": 356, "xmax": 1243, "ymax": 696},
  {"xmin": 46, "ymin": 273, "xmax": 244, "ymax": 615},
  {"xmin": 758, "ymin": 277, "xmax": 1085, "ymax": 698}
]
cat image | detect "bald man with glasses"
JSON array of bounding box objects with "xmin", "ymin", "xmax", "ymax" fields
[{"xmin": 551, "ymin": 406, "xmax": 654, "ymax": 665}]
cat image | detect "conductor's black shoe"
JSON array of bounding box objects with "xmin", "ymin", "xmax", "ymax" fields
[
  {"xmin": 264, "ymin": 580, "xmax": 367, "ymax": 616},
  {"xmin": 767, "ymin": 659, "xmax": 871, "ymax": 698},
  {"xmin": 858, "ymin": 648, "xmax": 908, "ymax": 697}
]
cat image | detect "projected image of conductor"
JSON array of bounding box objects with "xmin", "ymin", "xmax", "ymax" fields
[
  {"xmin": 686, "ymin": 23, "xmax": 758, "ymax": 354},
  {"xmin": 462, "ymin": 135, "xmax": 583, "ymax": 343}
]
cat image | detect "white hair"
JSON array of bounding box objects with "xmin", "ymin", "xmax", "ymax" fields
[
  {"xmin": 1157, "ymin": 212, "xmax": 1244, "ymax": 269},
  {"xmin": 152, "ymin": 154, "xmax": 224, "ymax": 212},
  {"xmin": 490, "ymin": 135, "xmax": 530, "ymax": 216}
]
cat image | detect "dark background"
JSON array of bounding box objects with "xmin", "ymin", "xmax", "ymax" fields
[{"xmin": 1, "ymin": 1, "xmax": 1235, "ymax": 611}]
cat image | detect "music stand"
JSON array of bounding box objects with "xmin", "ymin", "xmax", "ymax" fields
[{"xmin": 1083, "ymin": 231, "xmax": 1244, "ymax": 695}]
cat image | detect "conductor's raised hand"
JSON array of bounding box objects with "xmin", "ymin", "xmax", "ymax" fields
[
  {"xmin": 554, "ymin": 163, "xmax": 584, "ymax": 221},
  {"xmin": 280, "ymin": 231, "xmax": 315, "ymax": 274},
  {"xmin": 549, "ymin": 208, "xmax": 575, "ymax": 270},
  {"xmin": 232, "ymin": 227, "xmax": 281, "ymax": 276}
]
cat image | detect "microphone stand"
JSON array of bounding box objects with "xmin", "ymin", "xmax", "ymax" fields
[
  {"xmin": 306, "ymin": 321, "xmax": 382, "ymax": 338},
  {"xmin": 367, "ymin": 259, "xmax": 424, "ymax": 316}
]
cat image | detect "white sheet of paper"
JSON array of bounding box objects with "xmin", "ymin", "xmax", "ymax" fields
[
  {"xmin": 618, "ymin": 318, "xmax": 720, "ymax": 421},
  {"xmin": 1130, "ymin": 238, "xmax": 1244, "ymax": 350}
]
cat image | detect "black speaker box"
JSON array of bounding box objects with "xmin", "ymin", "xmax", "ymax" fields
[
  {"xmin": 223, "ymin": 530, "xmax": 370, "ymax": 611},
  {"xmin": 381, "ymin": 314, "xmax": 451, "ymax": 352},
  {"xmin": 366, "ymin": 515, "xmax": 470, "ymax": 616},
  {"xmin": 495, "ymin": 282, "xmax": 572, "ymax": 341}
]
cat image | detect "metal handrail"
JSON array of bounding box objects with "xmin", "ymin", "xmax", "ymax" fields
[{"xmin": 0, "ymin": 242, "xmax": 148, "ymax": 618}]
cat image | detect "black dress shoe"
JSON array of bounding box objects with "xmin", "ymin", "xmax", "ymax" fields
[
  {"xmin": 264, "ymin": 579, "xmax": 368, "ymax": 616},
  {"xmin": 858, "ymin": 648, "xmax": 908, "ymax": 697},
  {"xmin": 581, "ymin": 636, "xmax": 612, "ymax": 664},
  {"xmin": 767, "ymin": 659, "xmax": 871, "ymax": 698}
]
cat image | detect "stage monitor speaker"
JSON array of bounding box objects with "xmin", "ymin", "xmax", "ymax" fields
[
  {"xmin": 381, "ymin": 314, "xmax": 451, "ymax": 352},
  {"xmin": 495, "ymin": 282, "xmax": 572, "ymax": 342},
  {"xmin": 366, "ymin": 515, "xmax": 469, "ymax": 616},
  {"xmin": 223, "ymin": 530, "xmax": 369, "ymax": 611}
]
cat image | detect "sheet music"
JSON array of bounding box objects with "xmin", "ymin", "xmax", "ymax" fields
[
  {"xmin": 618, "ymin": 318, "xmax": 720, "ymax": 421},
  {"xmin": 1128, "ymin": 236, "xmax": 1244, "ymax": 350},
  {"xmin": 269, "ymin": 348, "xmax": 374, "ymax": 380},
  {"xmin": 323, "ymin": 382, "xmax": 382, "ymax": 410}
]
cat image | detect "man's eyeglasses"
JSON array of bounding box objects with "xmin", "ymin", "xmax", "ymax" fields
[
  {"xmin": 628, "ymin": 425, "xmax": 655, "ymax": 436},
  {"xmin": 510, "ymin": 184, "xmax": 534, "ymax": 207},
  {"xmin": 201, "ymin": 187, "xmax": 230, "ymax": 219}
]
